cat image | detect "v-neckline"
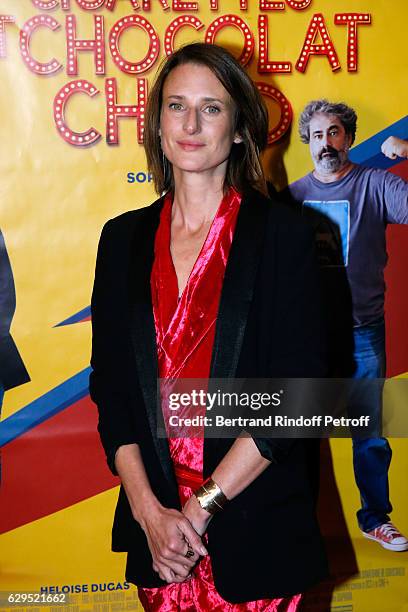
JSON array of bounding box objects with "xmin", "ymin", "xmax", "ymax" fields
[
  {"xmin": 150, "ymin": 186, "xmax": 242, "ymax": 380},
  {"xmin": 169, "ymin": 216, "xmax": 216, "ymax": 304},
  {"xmin": 151, "ymin": 187, "xmax": 241, "ymax": 345},
  {"xmin": 165, "ymin": 188, "xmax": 240, "ymax": 307}
]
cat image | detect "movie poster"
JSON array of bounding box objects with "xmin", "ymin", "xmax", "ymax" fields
[{"xmin": 0, "ymin": 0, "xmax": 407, "ymax": 610}]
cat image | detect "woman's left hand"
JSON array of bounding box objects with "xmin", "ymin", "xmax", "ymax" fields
[{"xmin": 182, "ymin": 494, "xmax": 213, "ymax": 536}]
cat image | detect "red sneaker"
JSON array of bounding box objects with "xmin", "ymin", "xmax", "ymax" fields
[{"xmin": 362, "ymin": 522, "xmax": 408, "ymax": 551}]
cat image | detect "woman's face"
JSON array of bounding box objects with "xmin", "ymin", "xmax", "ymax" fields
[{"xmin": 159, "ymin": 63, "xmax": 241, "ymax": 181}]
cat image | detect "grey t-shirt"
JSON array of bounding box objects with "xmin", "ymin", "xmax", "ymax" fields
[{"xmin": 288, "ymin": 164, "xmax": 408, "ymax": 326}]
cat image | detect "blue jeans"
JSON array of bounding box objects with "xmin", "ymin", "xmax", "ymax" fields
[{"xmin": 350, "ymin": 319, "xmax": 392, "ymax": 532}]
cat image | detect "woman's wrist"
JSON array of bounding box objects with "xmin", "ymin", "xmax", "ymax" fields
[
  {"xmin": 130, "ymin": 490, "xmax": 163, "ymax": 528},
  {"xmin": 189, "ymin": 492, "xmax": 212, "ymax": 520},
  {"xmin": 194, "ymin": 477, "xmax": 228, "ymax": 515},
  {"xmin": 182, "ymin": 494, "xmax": 213, "ymax": 536}
]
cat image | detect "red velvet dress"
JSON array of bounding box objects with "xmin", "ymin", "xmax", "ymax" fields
[{"xmin": 140, "ymin": 188, "xmax": 302, "ymax": 611}]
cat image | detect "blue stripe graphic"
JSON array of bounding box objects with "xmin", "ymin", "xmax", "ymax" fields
[
  {"xmin": 0, "ymin": 368, "xmax": 91, "ymax": 447},
  {"xmin": 350, "ymin": 115, "xmax": 408, "ymax": 168},
  {"xmin": 55, "ymin": 306, "xmax": 91, "ymax": 327}
]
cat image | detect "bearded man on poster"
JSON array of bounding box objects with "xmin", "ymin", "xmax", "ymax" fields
[{"xmin": 286, "ymin": 99, "xmax": 408, "ymax": 552}]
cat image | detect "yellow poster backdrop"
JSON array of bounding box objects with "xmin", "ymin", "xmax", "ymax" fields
[{"xmin": 0, "ymin": 1, "xmax": 407, "ymax": 610}]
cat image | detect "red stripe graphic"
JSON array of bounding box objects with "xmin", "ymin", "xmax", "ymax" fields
[{"xmin": 0, "ymin": 397, "xmax": 118, "ymax": 533}]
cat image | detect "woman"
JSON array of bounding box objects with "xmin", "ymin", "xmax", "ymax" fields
[{"xmin": 90, "ymin": 43, "xmax": 327, "ymax": 610}]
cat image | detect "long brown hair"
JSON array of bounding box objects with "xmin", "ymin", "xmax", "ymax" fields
[{"xmin": 144, "ymin": 43, "xmax": 269, "ymax": 196}]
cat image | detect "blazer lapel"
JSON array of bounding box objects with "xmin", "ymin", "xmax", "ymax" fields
[
  {"xmin": 210, "ymin": 189, "xmax": 269, "ymax": 379},
  {"xmin": 204, "ymin": 189, "xmax": 270, "ymax": 474},
  {"xmin": 129, "ymin": 198, "xmax": 178, "ymax": 494}
]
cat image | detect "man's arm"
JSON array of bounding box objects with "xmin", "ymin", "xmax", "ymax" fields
[
  {"xmin": 381, "ymin": 136, "xmax": 408, "ymax": 160},
  {"xmin": 380, "ymin": 171, "xmax": 408, "ymax": 224}
]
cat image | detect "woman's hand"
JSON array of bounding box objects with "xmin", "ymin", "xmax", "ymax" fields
[
  {"xmin": 138, "ymin": 502, "xmax": 208, "ymax": 584},
  {"xmin": 114, "ymin": 444, "xmax": 207, "ymax": 583},
  {"xmin": 182, "ymin": 494, "xmax": 213, "ymax": 536}
]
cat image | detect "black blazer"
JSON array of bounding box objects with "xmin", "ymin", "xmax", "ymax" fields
[
  {"xmin": 0, "ymin": 229, "xmax": 30, "ymax": 391},
  {"xmin": 90, "ymin": 187, "xmax": 328, "ymax": 603}
]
